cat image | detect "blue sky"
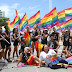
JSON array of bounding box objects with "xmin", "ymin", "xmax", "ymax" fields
[{"xmin": 0, "ymin": 0, "xmax": 72, "ymax": 22}]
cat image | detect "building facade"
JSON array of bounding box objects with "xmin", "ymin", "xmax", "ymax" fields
[{"xmin": 0, "ymin": 10, "xmax": 5, "ymax": 17}]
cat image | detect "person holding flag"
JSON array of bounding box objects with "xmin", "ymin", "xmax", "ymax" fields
[
  {"xmin": 12, "ymin": 28, "xmax": 20, "ymax": 62},
  {"xmin": 0, "ymin": 27, "xmax": 8, "ymax": 63},
  {"xmin": 31, "ymin": 24, "xmax": 41, "ymax": 53},
  {"xmin": 4, "ymin": 25, "xmax": 11, "ymax": 62}
]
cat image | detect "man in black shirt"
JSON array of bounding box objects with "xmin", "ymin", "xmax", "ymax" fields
[
  {"xmin": 52, "ymin": 27, "xmax": 59, "ymax": 42},
  {"xmin": 47, "ymin": 34, "xmax": 60, "ymax": 53},
  {"xmin": 41, "ymin": 28, "xmax": 48, "ymax": 44}
]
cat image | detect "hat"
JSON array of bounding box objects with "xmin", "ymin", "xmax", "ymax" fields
[
  {"xmin": 65, "ymin": 30, "xmax": 68, "ymax": 32},
  {"xmin": 25, "ymin": 47, "xmax": 30, "ymax": 50},
  {"xmin": 44, "ymin": 28, "xmax": 48, "ymax": 31}
]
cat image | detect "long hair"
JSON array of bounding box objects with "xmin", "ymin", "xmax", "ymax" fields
[
  {"xmin": 13, "ymin": 28, "xmax": 16, "ymax": 34},
  {"xmin": 42, "ymin": 45, "xmax": 49, "ymax": 51},
  {"xmin": 42, "ymin": 45, "xmax": 44, "ymax": 51}
]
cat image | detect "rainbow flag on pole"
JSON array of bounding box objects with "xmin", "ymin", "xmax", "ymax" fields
[
  {"xmin": 28, "ymin": 10, "xmax": 41, "ymax": 30},
  {"xmin": 65, "ymin": 8, "xmax": 72, "ymax": 19},
  {"xmin": 7, "ymin": 19, "xmax": 10, "ymax": 31},
  {"xmin": 56, "ymin": 18, "xmax": 72, "ymax": 32},
  {"xmin": 58, "ymin": 10, "xmax": 66, "ymax": 23},
  {"xmin": 13, "ymin": 10, "xmax": 21, "ymax": 29},
  {"xmin": 56, "ymin": 10, "xmax": 66, "ymax": 32},
  {"xmin": 56, "ymin": 21, "xmax": 66, "ymax": 32},
  {"xmin": 20, "ymin": 13, "xmax": 28, "ymax": 33},
  {"xmin": 44, "ymin": 7, "xmax": 59, "ymax": 27},
  {"xmin": 65, "ymin": 18, "xmax": 72, "ymax": 30},
  {"xmin": 10, "ymin": 16, "xmax": 17, "ymax": 32},
  {"xmin": 41, "ymin": 14, "xmax": 53, "ymax": 30}
]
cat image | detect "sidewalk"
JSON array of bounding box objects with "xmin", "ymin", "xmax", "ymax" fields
[{"xmin": 0, "ymin": 42, "xmax": 72, "ymax": 72}]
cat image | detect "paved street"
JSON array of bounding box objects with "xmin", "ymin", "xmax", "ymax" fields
[{"xmin": 0, "ymin": 42, "xmax": 72, "ymax": 72}]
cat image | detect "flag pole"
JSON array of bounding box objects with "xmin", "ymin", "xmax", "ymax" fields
[
  {"xmin": 49, "ymin": 0, "xmax": 53, "ymax": 32},
  {"xmin": 8, "ymin": 19, "xmax": 11, "ymax": 43}
]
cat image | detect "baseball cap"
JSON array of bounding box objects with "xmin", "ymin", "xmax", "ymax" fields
[
  {"xmin": 44, "ymin": 28, "xmax": 48, "ymax": 31},
  {"xmin": 65, "ymin": 30, "xmax": 68, "ymax": 32},
  {"xmin": 25, "ymin": 47, "xmax": 30, "ymax": 50}
]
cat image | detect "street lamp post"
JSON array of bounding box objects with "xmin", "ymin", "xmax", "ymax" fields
[
  {"xmin": 49, "ymin": 0, "xmax": 52, "ymax": 12},
  {"xmin": 49, "ymin": 0, "xmax": 53, "ymax": 32}
]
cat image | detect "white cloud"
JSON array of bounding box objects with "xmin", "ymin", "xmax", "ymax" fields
[
  {"xmin": 0, "ymin": 3, "xmax": 20, "ymax": 21},
  {"xmin": 0, "ymin": 3, "xmax": 40, "ymax": 22}
]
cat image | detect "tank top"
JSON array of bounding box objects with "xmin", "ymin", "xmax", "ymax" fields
[
  {"xmin": 41, "ymin": 33, "xmax": 48, "ymax": 44},
  {"xmin": 22, "ymin": 53, "xmax": 30, "ymax": 63},
  {"xmin": 52, "ymin": 32, "xmax": 59, "ymax": 41},
  {"xmin": 5, "ymin": 30, "xmax": 10, "ymax": 39},
  {"xmin": 48, "ymin": 40, "xmax": 57, "ymax": 49},
  {"xmin": 32, "ymin": 30, "xmax": 38, "ymax": 37}
]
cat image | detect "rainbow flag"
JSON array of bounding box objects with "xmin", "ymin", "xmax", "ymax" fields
[
  {"xmin": 44, "ymin": 7, "xmax": 59, "ymax": 27},
  {"xmin": 20, "ymin": 13, "xmax": 28, "ymax": 33},
  {"xmin": 41, "ymin": 14, "xmax": 53, "ymax": 30},
  {"xmin": 65, "ymin": 56, "xmax": 72, "ymax": 64},
  {"xmin": 58, "ymin": 10, "xmax": 66, "ymax": 23},
  {"xmin": 10, "ymin": 16, "xmax": 17, "ymax": 32},
  {"xmin": 35, "ymin": 42, "xmax": 43, "ymax": 57},
  {"xmin": 57, "ymin": 56, "xmax": 72, "ymax": 68},
  {"xmin": 7, "ymin": 19, "xmax": 10, "ymax": 30},
  {"xmin": 24, "ymin": 30, "xmax": 31, "ymax": 47},
  {"xmin": 28, "ymin": 10, "xmax": 41, "ymax": 30},
  {"xmin": 56, "ymin": 21, "xmax": 66, "ymax": 32},
  {"xmin": 13, "ymin": 10, "xmax": 21, "ymax": 29},
  {"xmin": 65, "ymin": 18, "xmax": 72, "ymax": 28},
  {"xmin": 65, "ymin": 8, "xmax": 72, "ymax": 19},
  {"xmin": 50, "ymin": 54, "xmax": 59, "ymax": 65},
  {"xmin": 18, "ymin": 55, "xmax": 39, "ymax": 67},
  {"xmin": 27, "ymin": 55, "xmax": 39, "ymax": 65},
  {"xmin": 56, "ymin": 18, "xmax": 72, "ymax": 32}
]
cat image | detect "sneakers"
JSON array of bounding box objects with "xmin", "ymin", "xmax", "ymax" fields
[{"xmin": 4, "ymin": 59, "xmax": 8, "ymax": 64}]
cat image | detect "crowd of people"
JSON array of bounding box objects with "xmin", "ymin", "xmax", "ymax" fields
[{"xmin": 0, "ymin": 24, "xmax": 72, "ymax": 69}]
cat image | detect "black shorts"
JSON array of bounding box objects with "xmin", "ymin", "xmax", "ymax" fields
[
  {"xmin": 63, "ymin": 42, "xmax": 68, "ymax": 46},
  {"xmin": 31, "ymin": 38, "xmax": 38, "ymax": 42},
  {"xmin": 1, "ymin": 41, "xmax": 5, "ymax": 49},
  {"xmin": 14, "ymin": 40, "xmax": 18, "ymax": 46}
]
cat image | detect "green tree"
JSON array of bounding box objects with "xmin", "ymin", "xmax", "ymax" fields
[{"xmin": 0, "ymin": 17, "xmax": 9, "ymax": 26}]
